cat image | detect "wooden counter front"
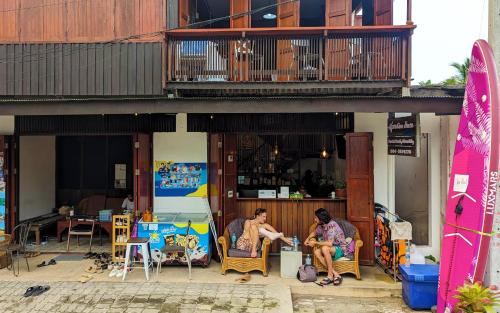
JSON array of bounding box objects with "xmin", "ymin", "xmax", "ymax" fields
[{"xmin": 237, "ymin": 198, "xmax": 347, "ymax": 253}]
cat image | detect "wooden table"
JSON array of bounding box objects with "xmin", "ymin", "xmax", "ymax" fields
[{"xmin": 57, "ymin": 220, "xmax": 112, "ymax": 246}]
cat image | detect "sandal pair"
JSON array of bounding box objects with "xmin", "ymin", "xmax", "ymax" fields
[
  {"xmin": 320, "ymin": 275, "xmax": 343, "ymax": 286},
  {"xmin": 36, "ymin": 259, "xmax": 56, "ymax": 267},
  {"xmin": 23, "ymin": 285, "xmax": 50, "ymax": 297}
]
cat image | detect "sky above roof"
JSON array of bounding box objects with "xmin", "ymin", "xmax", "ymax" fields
[{"xmin": 394, "ymin": 0, "xmax": 489, "ymax": 85}]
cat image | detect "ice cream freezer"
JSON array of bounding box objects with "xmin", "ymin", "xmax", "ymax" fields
[{"xmin": 137, "ymin": 212, "xmax": 211, "ymax": 267}]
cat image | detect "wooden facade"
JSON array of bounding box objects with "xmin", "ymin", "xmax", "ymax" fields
[
  {"xmin": 0, "ymin": 0, "xmax": 166, "ymax": 43},
  {"xmin": 237, "ymin": 198, "xmax": 347, "ymax": 254},
  {"xmin": 0, "ymin": 43, "xmax": 163, "ymax": 96}
]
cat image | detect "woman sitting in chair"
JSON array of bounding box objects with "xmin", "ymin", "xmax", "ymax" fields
[
  {"xmin": 304, "ymin": 208, "xmax": 348, "ymax": 286},
  {"xmin": 236, "ymin": 208, "xmax": 293, "ymax": 258}
]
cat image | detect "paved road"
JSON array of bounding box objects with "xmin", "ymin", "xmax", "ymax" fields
[
  {"xmin": 0, "ymin": 280, "xmax": 424, "ymax": 313},
  {"xmin": 293, "ymin": 294, "xmax": 427, "ymax": 313},
  {"xmin": 0, "ymin": 281, "xmax": 285, "ymax": 313}
]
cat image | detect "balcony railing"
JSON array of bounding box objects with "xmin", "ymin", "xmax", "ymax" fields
[{"xmin": 165, "ymin": 26, "xmax": 414, "ymax": 85}]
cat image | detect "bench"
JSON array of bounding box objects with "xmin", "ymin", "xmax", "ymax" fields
[{"xmin": 26, "ymin": 213, "xmax": 64, "ymax": 245}]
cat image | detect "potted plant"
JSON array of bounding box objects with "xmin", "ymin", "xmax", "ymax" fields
[
  {"xmin": 453, "ymin": 282, "xmax": 499, "ymax": 313},
  {"xmin": 334, "ymin": 180, "xmax": 347, "ymax": 198}
]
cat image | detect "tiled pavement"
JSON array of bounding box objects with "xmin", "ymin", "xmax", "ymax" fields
[
  {"xmin": 292, "ymin": 294, "xmax": 428, "ymax": 313},
  {"xmin": 0, "ymin": 281, "xmax": 288, "ymax": 313}
]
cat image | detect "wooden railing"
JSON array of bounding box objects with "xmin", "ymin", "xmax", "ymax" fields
[{"xmin": 165, "ymin": 26, "xmax": 414, "ymax": 84}]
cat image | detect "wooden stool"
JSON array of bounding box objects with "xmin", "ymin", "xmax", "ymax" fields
[{"xmin": 123, "ymin": 238, "xmax": 153, "ymax": 281}]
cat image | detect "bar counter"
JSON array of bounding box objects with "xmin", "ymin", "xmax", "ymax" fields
[{"xmin": 237, "ymin": 197, "xmax": 347, "ymax": 253}]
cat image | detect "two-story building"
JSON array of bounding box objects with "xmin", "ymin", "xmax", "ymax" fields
[{"xmin": 0, "ymin": 0, "xmax": 462, "ymax": 265}]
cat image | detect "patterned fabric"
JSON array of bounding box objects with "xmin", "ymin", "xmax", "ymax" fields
[
  {"xmin": 316, "ymin": 220, "xmax": 349, "ymax": 256},
  {"xmin": 333, "ymin": 219, "xmax": 357, "ymax": 258}
]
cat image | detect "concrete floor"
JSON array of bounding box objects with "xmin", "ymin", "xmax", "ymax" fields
[{"xmin": 0, "ymin": 253, "xmax": 402, "ymax": 298}]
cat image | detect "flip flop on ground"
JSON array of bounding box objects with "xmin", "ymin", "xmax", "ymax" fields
[
  {"xmin": 79, "ymin": 274, "xmax": 93, "ymax": 283},
  {"xmin": 31, "ymin": 286, "xmax": 50, "ymax": 296},
  {"xmin": 23, "ymin": 286, "xmax": 41, "ymax": 297}
]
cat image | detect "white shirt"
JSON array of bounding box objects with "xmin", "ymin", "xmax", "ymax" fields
[{"xmin": 121, "ymin": 198, "xmax": 134, "ymax": 211}]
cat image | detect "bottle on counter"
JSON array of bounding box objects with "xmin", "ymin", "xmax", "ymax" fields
[
  {"xmin": 305, "ymin": 254, "xmax": 312, "ymax": 266},
  {"xmin": 293, "ymin": 236, "xmax": 299, "ymax": 251}
]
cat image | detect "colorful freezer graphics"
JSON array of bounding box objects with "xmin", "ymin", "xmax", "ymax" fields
[
  {"xmin": 0, "ymin": 157, "xmax": 5, "ymax": 234},
  {"xmin": 154, "ymin": 161, "xmax": 207, "ymax": 197},
  {"xmin": 138, "ymin": 213, "xmax": 211, "ymax": 266},
  {"xmin": 437, "ymin": 40, "xmax": 499, "ymax": 313}
]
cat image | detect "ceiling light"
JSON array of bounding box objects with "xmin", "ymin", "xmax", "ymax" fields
[
  {"xmin": 263, "ymin": 13, "xmax": 276, "ymax": 20},
  {"xmin": 320, "ymin": 147, "xmax": 329, "ymax": 159}
]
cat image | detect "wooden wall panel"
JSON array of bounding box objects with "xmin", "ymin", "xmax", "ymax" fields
[
  {"xmin": 0, "ymin": 43, "xmax": 163, "ymax": 96},
  {"xmin": 230, "ymin": 0, "xmax": 250, "ymax": 28},
  {"xmin": 0, "ymin": 0, "xmax": 165, "ymax": 43},
  {"xmin": 237, "ymin": 199, "xmax": 347, "ymax": 253},
  {"xmin": 19, "ymin": 0, "xmax": 44, "ymax": 42},
  {"xmin": 43, "ymin": 0, "xmax": 66, "ymax": 41},
  {"xmin": 0, "ymin": 1, "xmax": 19, "ymax": 42}
]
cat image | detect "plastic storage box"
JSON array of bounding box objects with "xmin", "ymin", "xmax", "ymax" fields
[
  {"xmin": 99, "ymin": 210, "xmax": 113, "ymax": 222},
  {"xmin": 399, "ymin": 264, "xmax": 439, "ymax": 310}
]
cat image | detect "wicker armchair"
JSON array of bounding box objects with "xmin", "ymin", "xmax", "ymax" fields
[
  {"xmin": 309, "ymin": 222, "xmax": 363, "ymax": 280},
  {"xmin": 218, "ymin": 218, "xmax": 271, "ymax": 276}
]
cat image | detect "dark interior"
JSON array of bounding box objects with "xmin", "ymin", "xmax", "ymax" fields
[
  {"xmin": 300, "ymin": 0, "xmax": 325, "ymax": 27},
  {"xmin": 189, "ymin": 0, "xmax": 230, "ymax": 28},
  {"xmin": 251, "ymin": 0, "xmax": 277, "ymax": 28},
  {"xmin": 56, "ymin": 135, "xmax": 133, "ymax": 208}
]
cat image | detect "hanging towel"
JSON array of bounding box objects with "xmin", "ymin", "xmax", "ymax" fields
[{"xmin": 389, "ymin": 221, "xmax": 412, "ymax": 241}]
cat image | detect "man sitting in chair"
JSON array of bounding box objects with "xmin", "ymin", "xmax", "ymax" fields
[
  {"xmin": 236, "ymin": 208, "xmax": 293, "ymax": 258},
  {"xmin": 304, "ymin": 208, "xmax": 348, "ymax": 286}
]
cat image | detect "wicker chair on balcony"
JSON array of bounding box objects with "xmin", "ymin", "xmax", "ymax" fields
[
  {"xmin": 218, "ymin": 218, "xmax": 271, "ymax": 276},
  {"xmin": 309, "ymin": 220, "xmax": 363, "ymax": 280}
]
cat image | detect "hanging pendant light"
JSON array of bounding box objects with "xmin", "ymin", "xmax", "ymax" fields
[
  {"xmin": 263, "ymin": 13, "xmax": 277, "ymax": 19},
  {"xmin": 320, "ymin": 134, "xmax": 329, "ymax": 159}
]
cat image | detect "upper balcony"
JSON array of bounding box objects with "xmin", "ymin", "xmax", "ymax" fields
[{"xmin": 166, "ymin": 0, "xmax": 415, "ymax": 96}]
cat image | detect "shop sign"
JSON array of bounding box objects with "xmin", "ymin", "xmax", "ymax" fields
[{"xmin": 387, "ymin": 113, "xmax": 421, "ymax": 157}]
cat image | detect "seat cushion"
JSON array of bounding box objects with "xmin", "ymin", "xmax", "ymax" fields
[
  {"xmin": 226, "ymin": 218, "xmax": 246, "ymax": 239},
  {"xmin": 228, "ymin": 248, "xmax": 262, "ymax": 258}
]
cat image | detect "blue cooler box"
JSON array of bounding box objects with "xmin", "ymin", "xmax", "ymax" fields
[{"xmin": 399, "ymin": 264, "xmax": 439, "ymax": 310}]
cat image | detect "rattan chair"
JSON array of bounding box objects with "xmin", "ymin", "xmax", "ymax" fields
[
  {"xmin": 218, "ymin": 218, "xmax": 271, "ymax": 276},
  {"xmin": 309, "ymin": 222, "xmax": 363, "ymax": 280}
]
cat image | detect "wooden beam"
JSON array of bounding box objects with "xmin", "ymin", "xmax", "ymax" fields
[{"xmin": 0, "ymin": 96, "xmax": 462, "ymax": 115}]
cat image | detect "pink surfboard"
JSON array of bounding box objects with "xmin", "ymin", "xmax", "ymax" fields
[{"xmin": 437, "ymin": 40, "xmax": 500, "ymax": 313}]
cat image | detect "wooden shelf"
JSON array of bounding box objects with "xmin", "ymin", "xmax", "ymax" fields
[{"xmin": 112, "ymin": 215, "xmax": 131, "ymax": 263}]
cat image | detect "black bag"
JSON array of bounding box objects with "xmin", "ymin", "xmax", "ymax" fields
[{"xmin": 296, "ymin": 264, "xmax": 317, "ymax": 282}]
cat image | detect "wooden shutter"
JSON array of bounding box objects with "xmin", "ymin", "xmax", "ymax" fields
[
  {"xmin": 223, "ymin": 134, "xmax": 238, "ymax": 228},
  {"xmin": 276, "ymin": 0, "xmax": 299, "ymax": 81},
  {"xmin": 179, "ymin": 0, "xmax": 189, "ymax": 27},
  {"xmin": 133, "ymin": 134, "xmax": 152, "ymax": 213},
  {"xmin": 325, "ymin": 0, "xmax": 352, "ymax": 80},
  {"xmin": 374, "ymin": 0, "xmax": 393, "ymax": 25},
  {"xmin": 325, "ymin": 0, "xmax": 352, "ymax": 26},
  {"xmin": 230, "ymin": 0, "xmax": 250, "ymax": 28},
  {"xmin": 277, "ymin": 0, "xmax": 299, "ymax": 27},
  {"xmin": 346, "ymin": 133, "xmax": 374, "ymax": 265},
  {"xmin": 209, "ymin": 133, "xmax": 224, "ymax": 237}
]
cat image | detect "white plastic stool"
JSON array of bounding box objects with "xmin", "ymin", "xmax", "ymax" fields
[{"xmin": 122, "ymin": 237, "xmax": 153, "ymax": 281}]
